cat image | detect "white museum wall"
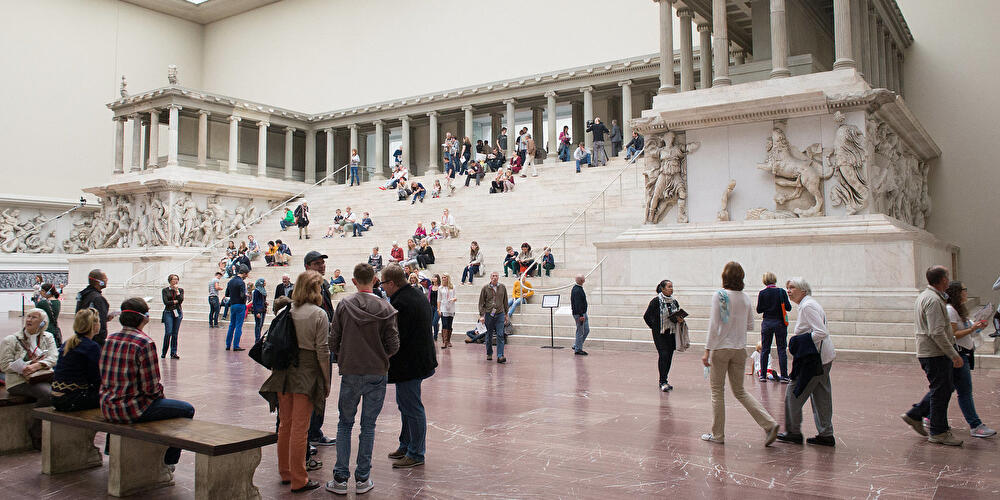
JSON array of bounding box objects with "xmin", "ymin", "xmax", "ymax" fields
[
  {"xmin": 898, "ymin": 0, "xmax": 1000, "ymax": 299},
  {"xmin": 201, "ymin": 0, "xmax": 672, "ymax": 112},
  {"xmin": 0, "ymin": 0, "xmax": 204, "ymax": 200}
]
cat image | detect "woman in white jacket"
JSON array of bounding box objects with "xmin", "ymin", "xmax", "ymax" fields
[
  {"xmin": 438, "ymin": 274, "xmax": 457, "ymax": 348},
  {"xmin": 0, "ymin": 308, "xmax": 59, "ymax": 448},
  {"xmin": 700, "ymin": 262, "xmax": 779, "ymax": 447}
]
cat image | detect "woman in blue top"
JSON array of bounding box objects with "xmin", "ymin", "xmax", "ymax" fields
[
  {"xmin": 251, "ymin": 278, "xmax": 268, "ymax": 343},
  {"xmin": 755, "ymin": 272, "xmax": 792, "ymax": 383},
  {"xmin": 51, "ymin": 309, "xmax": 102, "ymax": 412}
]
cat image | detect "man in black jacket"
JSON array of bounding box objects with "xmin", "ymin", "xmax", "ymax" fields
[
  {"xmin": 609, "ymin": 119, "xmax": 623, "ymax": 157},
  {"xmin": 570, "ymin": 275, "xmax": 590, "ymax": 355},
  {"xmin": 585, "ymin": 117, "xmax": 610, "ymax": 166},
  {"xmin": 625, "ymin": 132, "xmax": 645, "ymax": 160},
  {"xmin": 381, "ymin": 264, "xmax": 437, "ymax": 469},
  {"xmin": 75, "ymin": 268, "xmax": 113, "ymax": 345},
  {"xmin": 303, "ymin": 250, "xmax": 337, "ymax": 449}
]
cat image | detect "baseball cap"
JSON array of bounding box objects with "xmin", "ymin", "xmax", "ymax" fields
[{"xmin": 304, "ymin": 250, "xmax": 328, "ymax": 267}]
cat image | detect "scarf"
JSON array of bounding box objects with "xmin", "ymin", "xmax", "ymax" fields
[
  {"xmin": 657, "ymin": 293, "xmax": 678, "ymax": 334},
  {"xmin": 717, "ymin": 289, "xmax": 731, "ymax": 324},
  {"xmin": 254, "ymin": 278, "xmax": 266, "ymax": 295}
]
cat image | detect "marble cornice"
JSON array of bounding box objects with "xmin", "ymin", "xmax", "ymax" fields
[
  {"xmin": 83, "ymin": 167, "xmax": 298, "ymax": 200},
  {"xmin": 873, "ymin": 0, "xmax": 914, "ymax": 48}
]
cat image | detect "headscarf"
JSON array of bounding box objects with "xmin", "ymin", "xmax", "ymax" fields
[{"xmin": 254, "ymin": 278, "xmax": 266, "ymax": 296}]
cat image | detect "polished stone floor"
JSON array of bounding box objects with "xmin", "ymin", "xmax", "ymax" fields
[{"xmin": 1, "ymin": 315, "xmax": 999, "ymax": 499}]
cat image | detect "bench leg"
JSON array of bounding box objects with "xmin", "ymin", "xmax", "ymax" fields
[
  {"xmin": 195, "ymin": 448, "xmax": 262, "ymax": 500},
  {"xmin": 108, "ymin": 435, "xmax": 175, "ymax": 497},
  {"xmin": 41, "ymin": 421, "xmax": 103, "ymax": 473},
  {"xmin": 0, "ymin": 405, "xmax": 33, "ymax": 455}
]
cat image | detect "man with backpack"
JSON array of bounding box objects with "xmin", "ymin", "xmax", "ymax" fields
[
  {"xmin": 586, "ymin": 117, "xmax": 610, "ymax": 166},
  {"xmin": 294, "ymin": 201, "xmax": 310, "ymax": 240},
  {"xmin": 325, "ymin": 263, "xmax": 400, "ymax": 495}
]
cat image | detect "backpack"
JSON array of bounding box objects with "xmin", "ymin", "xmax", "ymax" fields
[{"xmin": 249, "ymin": 305, "xmax": 299, "ymax": 370}]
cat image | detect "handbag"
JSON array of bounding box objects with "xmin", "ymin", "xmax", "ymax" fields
[{"xmin": 27, "ymin": 368, "xmax": 54, "ymax": 384}]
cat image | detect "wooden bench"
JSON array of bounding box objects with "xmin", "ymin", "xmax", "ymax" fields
[
  {"xmin": 33, "ymin": 407, "xmax": 277, "ymax": 499},
  {"xmin": 0, "ymin": 387, "xmax": 34, "ymax": 454}
]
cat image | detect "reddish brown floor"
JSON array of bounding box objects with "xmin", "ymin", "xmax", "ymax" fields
[{"xmin": 1, "ymin": 315, "xmax": 999, "ymax": 499}]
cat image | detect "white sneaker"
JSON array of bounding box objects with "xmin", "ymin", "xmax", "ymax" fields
[
  {"xmin": 971, "ymin": 424, "xmax": 997, "ymax": 438},
  {"xmin": 326, "ymin": 479, "xmax": 348, "ymax": 495},
  {"xmin": 700, "ymin": 433, "xmax": 724, "ymax": 444},
  {"xmin": 356, "ymin": 478, "xmax": 374, "ymax": 494},
  {"xmin": 659, "ymin": 382, "xmax": 673, "ymax": 392}
]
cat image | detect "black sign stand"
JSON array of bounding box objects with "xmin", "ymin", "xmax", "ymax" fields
[{"xmin": 540, "ymin": 294, "xmax": 564, "ymax": 349}]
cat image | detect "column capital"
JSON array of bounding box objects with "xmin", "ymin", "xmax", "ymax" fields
[
  {"xmin": 228, "ymin": 115, "xmax": 241, "ymax": 123},
  {"xmin": 198, "ymin": 109, "xmax": 211, "ymax": 116},
  {"xmin": 348, "ymin": 123, "xmax": 358, "ymax": 131},
  {"xmin": 129, "ymin": 112, "xmax": 141, "ymax": 119},
  {"xmin": 461, "ymin": 104, "xmax": 474, "ymax": 111},
  {"xmin": 617, "ymin": 79, "xmax": 633, "ymax": 87},
  {"xmin": 426, "ymin": 110, "xmax": 439, "ymax": 117},
  {"xmin": 579, "ymin": 86, "xmax": 594, "ymax": 93},
  {"xmin": 322, "ymin": 127, "xmax": 332, "ymax": 133},
  {"xmin": 373, "ymin": 119, "xmax": 385, "ymax": 126},
  {"xmin": 113, "ymin": 115, "xmax": 127, "ymax": 123},
  {"xmin": 258, "ymin": 120, "xmax": 270, "ymax": 128},
  {"xmin": 285, "ymin": 126, "xmax": 296, "ymax": 133},
  {"xmin": 502, "ymin": 98, "xmax": 517, "ymax": 105},
  {"xmin": 544, "ymin": 90, "xmax": 557, "ymax": 98},
  {"xmin": 697, "ymin": 22, "xmax": 712, "ymax": 33},
  {"xmin": 400, "ymin": 115, "xmax": 412, "ymax": 123},
  {"xmin": 166, "ymin": 104, "xmax": 183, "ymax": 111},
  {"xmin": 676, "ymin": 6, "xmax": 692, "ymax": 18}
]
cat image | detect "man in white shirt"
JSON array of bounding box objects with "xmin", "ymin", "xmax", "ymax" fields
[
  {"xmin": 440, "ymin": 209, "xmax": 458, "ymax": 239},
  {"xmin": 343, "ymin": 207, "xmax": 360, "ymax": 238},
  {"xmin": 573, "ymin": 143, "xmax": 590, "ymax": 173}
]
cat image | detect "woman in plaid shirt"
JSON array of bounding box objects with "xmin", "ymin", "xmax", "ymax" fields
[{"xmin": 99, "ymin": 297, "xmax": 195, "ymax": 468}]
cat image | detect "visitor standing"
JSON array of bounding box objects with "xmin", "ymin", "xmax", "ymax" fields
[
  {"xmin": 497, "ymin": 127, "xmax": 508, "ymax": 153},
  {"xmin": 251, "ymin": 278, "xmax": 268, "ymax": 343},
  {"xmin": 643, "ymin": 279, "xmax": 683, "ymax": 390},
  {"xmin": 380, "ymin": 264, "xmax": 437, "ymax": 469},
  {"xmin": 558, "ymin": 126, "xmax": 571, "ymax": 162},
  {"xmin": 326, "ymin": 263, "xmax": 400, "ymax": 495},
  {"xmin": 570, "ymin": 275, "xmax": 590, "ymax": 355},
  {"xmin": 478, "ymin": 272, "xmax": 508, "ymax": 363},
  {"xmin": 294, "ymin": 201, "xmax": 310, "ymax": 239},
  {"xmin": 275, "ymin": 274, "xmax": 294, "ymax": 299},
  {"xmin": 75, "ymin": 269, "xmax": 113, "ymax": 345},
  {"xmin": 303, "ymin": 251, "xmax": 336, "ymax": 449},
  {"xmin": 776, "ymin": 277, "xmax": 837, "ymax": 446},
  {"xmin": 35, "ymin": 283, "xmax": 62, "ymax": 347},
  {"xmin": 586, "ymin": 118, "xmax": 610, "ymax": 166},
  {"xmin": 428, "ymin": 274, "xmax": 440, "ymax": 342},
  {"xmin": 208, "ymin": 272, "xmax": 223, "ymax": 328},
  {"xmin": 438, "ymin": 274, "xmax": 456, "ymax": 349},
  {"xmin": 259, "ymin": 271, "xmax": 331, "ymax": 493},
  {"xmin": 224, "ymin": 265, "xmax": 249, "ymax": 352},
  {"xmin": 609, "ymin": 119, "xmax": 623, "ymax": 157},
  {"xmin": 700, "ymin": 261, "xmax": 779, "ymax": 446},
  {"xmin": 900, "ymin": 266, "xmax": 964, "ymax": 446},
  {"xmin": 350, "ymin": 149, "xmax": 361, "ymax": 186},
  {"xmin": 942, "ymin": 280, "xmax": 995, "ymax": 438},
  {"xmin": 160, "ymin": 274, "xmax": 184, "ymax": 360},
  {"xmin": 756, "ymin": 272, "xmax": 792, "ymax": 383}
]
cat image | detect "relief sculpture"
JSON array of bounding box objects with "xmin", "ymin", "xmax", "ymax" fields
[
  {"xmin": 643, "ymin": 131, "xmax": 698, "ymax": 224},
  {"xmin": 756, "ymin": 127, "xmax": 831, "ymax": 217},
  {"xmin": 826, "ymin": 112, "xmax": 868, "ymax": 214}
]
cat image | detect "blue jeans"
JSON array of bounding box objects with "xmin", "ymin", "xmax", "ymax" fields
[
  {"xmin": 334, "ymin": 374, "xmax": 387, "ymax": 482},
  {"xmin": 572, "ymin": 314, "xmax": 590, "ymax": 352},
  {"xmin": 558, "ymin": 143, "xmax": 570, "ymax": 162},
  {"xmin": 575, "ymin": 153, "xmax": 590, "ymax": 172},
  {"xmin": 394, "ymin": 375, "xmax": 429, "ymax": 462},
  {"xmin": 136, "ymin": 398, "xmax": 195, "ymax": 464},
  {"xmin": 507, "ymin": 297, "xmax": 525, "ymax": 318},
  {"xmin": 208, "ymin": 296, "xmax": 220, "ymax": 327},
  {"xmin": 431, "ymin": 307, "xmax": 439, "ymax": 340},
  {"xmin": 411, "ymin": 191, "xmax": 425, "ymax": 204},
  {"xmin": 279, "ymin": 220, "xmax": 291, "ymax": 230},
  {"xmin": 461, "ymin": 265, "xmax": 479, "ymax": 284},
  {"xmin": 625, "ymin": 146, "xmax": 640, "ymax": 160},
  {"xmin": 226, "ymin": 303, "xmax": 246, "ymax": 349},
  {"xmin": 760, "ymin": 319, "xmax": 788, "ymax": 378},
  {"xmin": 466, "ymin": 329, "xmax": 485, "ymax": 342},
  {"xmin": 350, "ymin": 166, "xmax": 360, "ymax": 186},
  {"xmin": 221, "ymin": 298, "xmax": 230, "ymax": 319},
  {"xmin": 485, "ymin": 312, "xmax": 505, "ymax": 358},
  {"xmin": 954, "ymin": 350, "xmax": 982, "ymax": 428},
  {"xmin": 161, "ymin": 310, "xmax": 181, "ymax": 356},
  {"xmin": 252, "ymin": 310, "xmax": 266, "ymax": 343}
]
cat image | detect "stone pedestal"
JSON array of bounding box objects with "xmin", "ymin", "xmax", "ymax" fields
[
  {"xmin": 108, "ymin": 434, "xmax": 175, "ymax": 497},
  {"xmin": 41, "ymin": 421, "xmax": 103, "ymax": 473},
  {"xmin": 0, "ymin": 404, "xmax": 33, "ymax": 454},
  {"xmin": 195, "ymin": 448, "xmax": 262, "ymax": 500}
]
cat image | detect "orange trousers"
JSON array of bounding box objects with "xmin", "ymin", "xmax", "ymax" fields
[{"xmin": 276, "ymin": 392, "xmax": 313, "ymax": 489}]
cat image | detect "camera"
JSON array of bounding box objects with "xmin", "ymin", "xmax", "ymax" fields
[{"xmin": 586, "ymin": 120, "xmax": 593, "ymax": 127}]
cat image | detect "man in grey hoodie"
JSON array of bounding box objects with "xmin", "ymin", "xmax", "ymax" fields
[{"xmin": 326, "ymin": 263, "xmax": 400, "ymax": 495}]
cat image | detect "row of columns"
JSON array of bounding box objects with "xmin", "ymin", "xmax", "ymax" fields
[{"xmin": 113, "ymin": 104, "xmax": 182, "ymax": 174}]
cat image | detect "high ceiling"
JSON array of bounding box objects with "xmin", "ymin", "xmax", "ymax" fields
[{"xmin": 122, "ymin": 0, "xmax": 281, "ymax": 25}]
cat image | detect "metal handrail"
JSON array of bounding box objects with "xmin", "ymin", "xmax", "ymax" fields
[
  {"xmin": 121, "ymin": 163, "xmax": 354, "ymax": 288},
  {"xmin": 509, "ymin": 256, "xmax": 608, "ymax": 329}
]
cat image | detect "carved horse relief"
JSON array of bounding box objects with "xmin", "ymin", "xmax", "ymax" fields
[{"xmin": 756, "ymin": 127, "xmax": 831, "ymax": 217}]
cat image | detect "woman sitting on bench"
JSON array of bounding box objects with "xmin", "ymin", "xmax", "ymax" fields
[
  {"xmin": 52, "ymin": 308, "xmax": 103, "ymax": 412},
  {"xmin": 0, "ymin": 308, "xmax": 59, "ymax": 449}
]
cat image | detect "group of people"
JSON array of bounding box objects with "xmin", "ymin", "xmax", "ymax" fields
[
  {"xmin": 279, "ymin": 201, "xmax": 312, "ymax": 240},
  {"xmin": 323, "ymin": 207, "xmax": 374, "ymax": 238}
]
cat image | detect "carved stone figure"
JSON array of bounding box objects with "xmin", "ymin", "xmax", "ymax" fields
[
  {"xmin": 717, "ymin": 180, "xmax": 737, "ymax": 222},
  {"xmin": 181, "ymin": 195, "xmax": 200, "ymax": 246},
  {"xmin": 826, "ymin": 112, "xmax": 868, "ymax": 214},
  {"xmin": 148, "ymin": 195, "xmax": 169, "ymax": 246},
  {"xmin": 745, "ymin": 207, "xmax": 797, "ymax": 220},
  {"xmin": 170, "ymin": 196, "xmax": 185, "ymax": 246},
  {"xmin": 120, "ymin": 76, "xmax": 128, "ymax": 98},
  {"xmin": 229, "ymin": 206, "xmax": 247, "ymax": 236},
  {"xmin": 865, "ymin": 117, "xmax": 931, "ymax": 228},
  {"xmin": 756, "ymin": 127, "xmax": 831, "ymax": 217},
  {"xmin": 643, "ymin": 131, "xmax": 698, "ymax": 224},
  {"xmin": 167, "ymin": 65, "xmax": 178, "ymax": 85}
]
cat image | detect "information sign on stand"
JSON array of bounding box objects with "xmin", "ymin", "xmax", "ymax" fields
[{"xmin": 540, "ymin": 294, "xmax": 564, "ymax": 349}]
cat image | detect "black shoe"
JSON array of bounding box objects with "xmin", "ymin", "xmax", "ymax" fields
[
  {"xmin": 291, "ymin": 479, "xmax": 321, "ymax": 492},
  {"xmin": 308, "ymin": 445, "xmax": 317, "ymax": 456},
  {"xmin": 574, "ymin": 350, "xmax": 588, "ymax": 356},
  {"xmin": 225, "ymin": 347, "xmax": 231, "ymax": 351},
  {"xmin": 497, "ymin": 356, "xmax": 507, "ymax": 364},
  {"xmin": 170, "ymin": 354, "xmax": 180, "ymax": 360},
  {"xmin": 161, "ymin": 353, "xmax": 166, "ymax": 359},
  {"xmin": 776, "ymin": 432, "xmax": 804, "ymax": 444},
  {"xmin": 990, "ymin": 331, "xmax": 1000, "ymax": 338},
  {"xmin": 486, "ymin": 355, "xmax": 492, "ymax": 361},
  {"xmin": 806, "ymin": 435, "xmax": 836, "ymax": 447},
  {"xmin": 233, "ymin": 347, "xmax": 245, "ymax": 352},
  {"xmin": 387, "ymin": 448, "xmax": 407, "ymax": 460}
]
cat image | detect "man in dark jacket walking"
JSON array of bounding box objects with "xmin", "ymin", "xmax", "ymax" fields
[
  {"xmin": 571, "ymin": 275, "xmax": 589, "ymax": 355},
  {"xmin": 380, "ymin": 264, "xmax": 437, "ymax": 469},
  {"xmin": 327, "ymin": 263, "xmax": 400, "ymax": 494},
  {"xmin": 75, "ymin": 269, "xmax": 113, "ymax": 345}
]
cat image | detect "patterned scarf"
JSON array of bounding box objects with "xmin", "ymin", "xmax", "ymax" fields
[
  {"xmin": 717, "ymin": 290, "xmax": 730, "ymax": 324},
  {"xmin": 658, "ymin": 293, "xmax": 678, "ymax": 334}
]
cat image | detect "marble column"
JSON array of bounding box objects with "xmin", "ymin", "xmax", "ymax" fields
[
  {"xmin": 349, "ymin": 124, "xmax": 359, "ymax": 154},
  {"xmin": 141, "ymin": 117, "xmax": 149, "ymax": 170},
  {"xmin": 489, "ymin": 113, "xmax": 501, "ymax": 148},
  {"xmin": 504, "ymin": 99, "xmax": 516, "ymax": 158},
  {"xmin": 130, "ymin": 114, "xmax": 142, "ymax": 172},
  {"xmin": 571, "ymin": 101, "xmax": 584, "ymax": 148},
  {"xmin": 462, "ymin": 105, "xmax": 474, "ymax": 141},
  {"xmin": 712, "ymin": 0, "xmax": 731, "ymax": 86},
  {"xmin": 227, "ymin": 115, "xmax": 240, "ymax": 173},
  {"xmin": 858, "ymin": 0, "xmax": 871, "ymax": 79},
  {"xmin": 678, "ymin": 7, "xmax": 695, "ymax": 91},
  {"xmin": 166, "ymin": 105, "xmax": 181, "ymax": 167},
  {"xmin": 869, "ymin": 15, "xmax": 882, "ymax": 87},
  {"xmin": 305, "ymin": 130, "xmax": 316, "ymax": 183},
  {"xmin": 284, "ymin": 127, "xmax": 295, "ymax": 180},
  {"xmin": 400, "ymin": 116, "xmax": 411, "ymax": 170},
  {"xmin": 896, "ymin": 51, "xmax": 904, "ymax": 95},
  {"xmin": 545, "ymin": 91, "xmax": 558, "ymax": 163},
  {"xmin": 257, "ymin": 121, "xmax": 269, "ymax": 177},
  {"xmin": 875, "ymin": 20, "xmax": 885, "ymax": 88},
  {"xmin": 655, "ymin": 0, "xmax": 676, "ymax": 94},
  {"xmin": 197, "ymin": 110, "xmax": 210, "ymax": 167},
  {"xmin": 888, "ymin": 43, "xmax": 898, "ymax": 92},
  {"xmin": 833, "ymin": 0, "xmax": 856, "ymax": 70},
  {"xmin": 580, "ymin": 87, "xmax": 594, "ymax": 151},
  {"xmin": 323, "ymin": 128, "xmax": 334, "ymax": 181},
  {"xmin": 618, "ymin": 80, "xmax": 633, "ymax": 151},
  {"xmin": 698, "ymin": 23, "xmax": 712, "ymax": 88},
  {"xmin": 113, "ymin": 117, "xmax": 125, "ymax": 174},
  {"xmin": 147, "ymin": 109, "xmax": 160, "ymax": 167},
  {"xmin": 427, "ymin": 112, "xmax": 439, "ymax": 175},
  {"xmin": 530, "ymin": 107, "xmax": 543, "ymax": 149},
  {"xmin": 770, "ymin": 0, "xmax": 791, "ymax": 78},
  {"xmin": 372, "ymin": 120, "xmax": 385, "ymax": 180},
  {"xmin": 850, "ymin": 0, "xmax": 865, "ymax": 76}
]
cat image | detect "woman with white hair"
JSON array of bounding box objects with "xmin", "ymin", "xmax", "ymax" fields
[
  {"xmin": 0, "ymin": 308, "xmax": 59, "ymax": 448},
  {"xmin": 776, "ymin": 277, "xmax": 837, "ymax": 446}
]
